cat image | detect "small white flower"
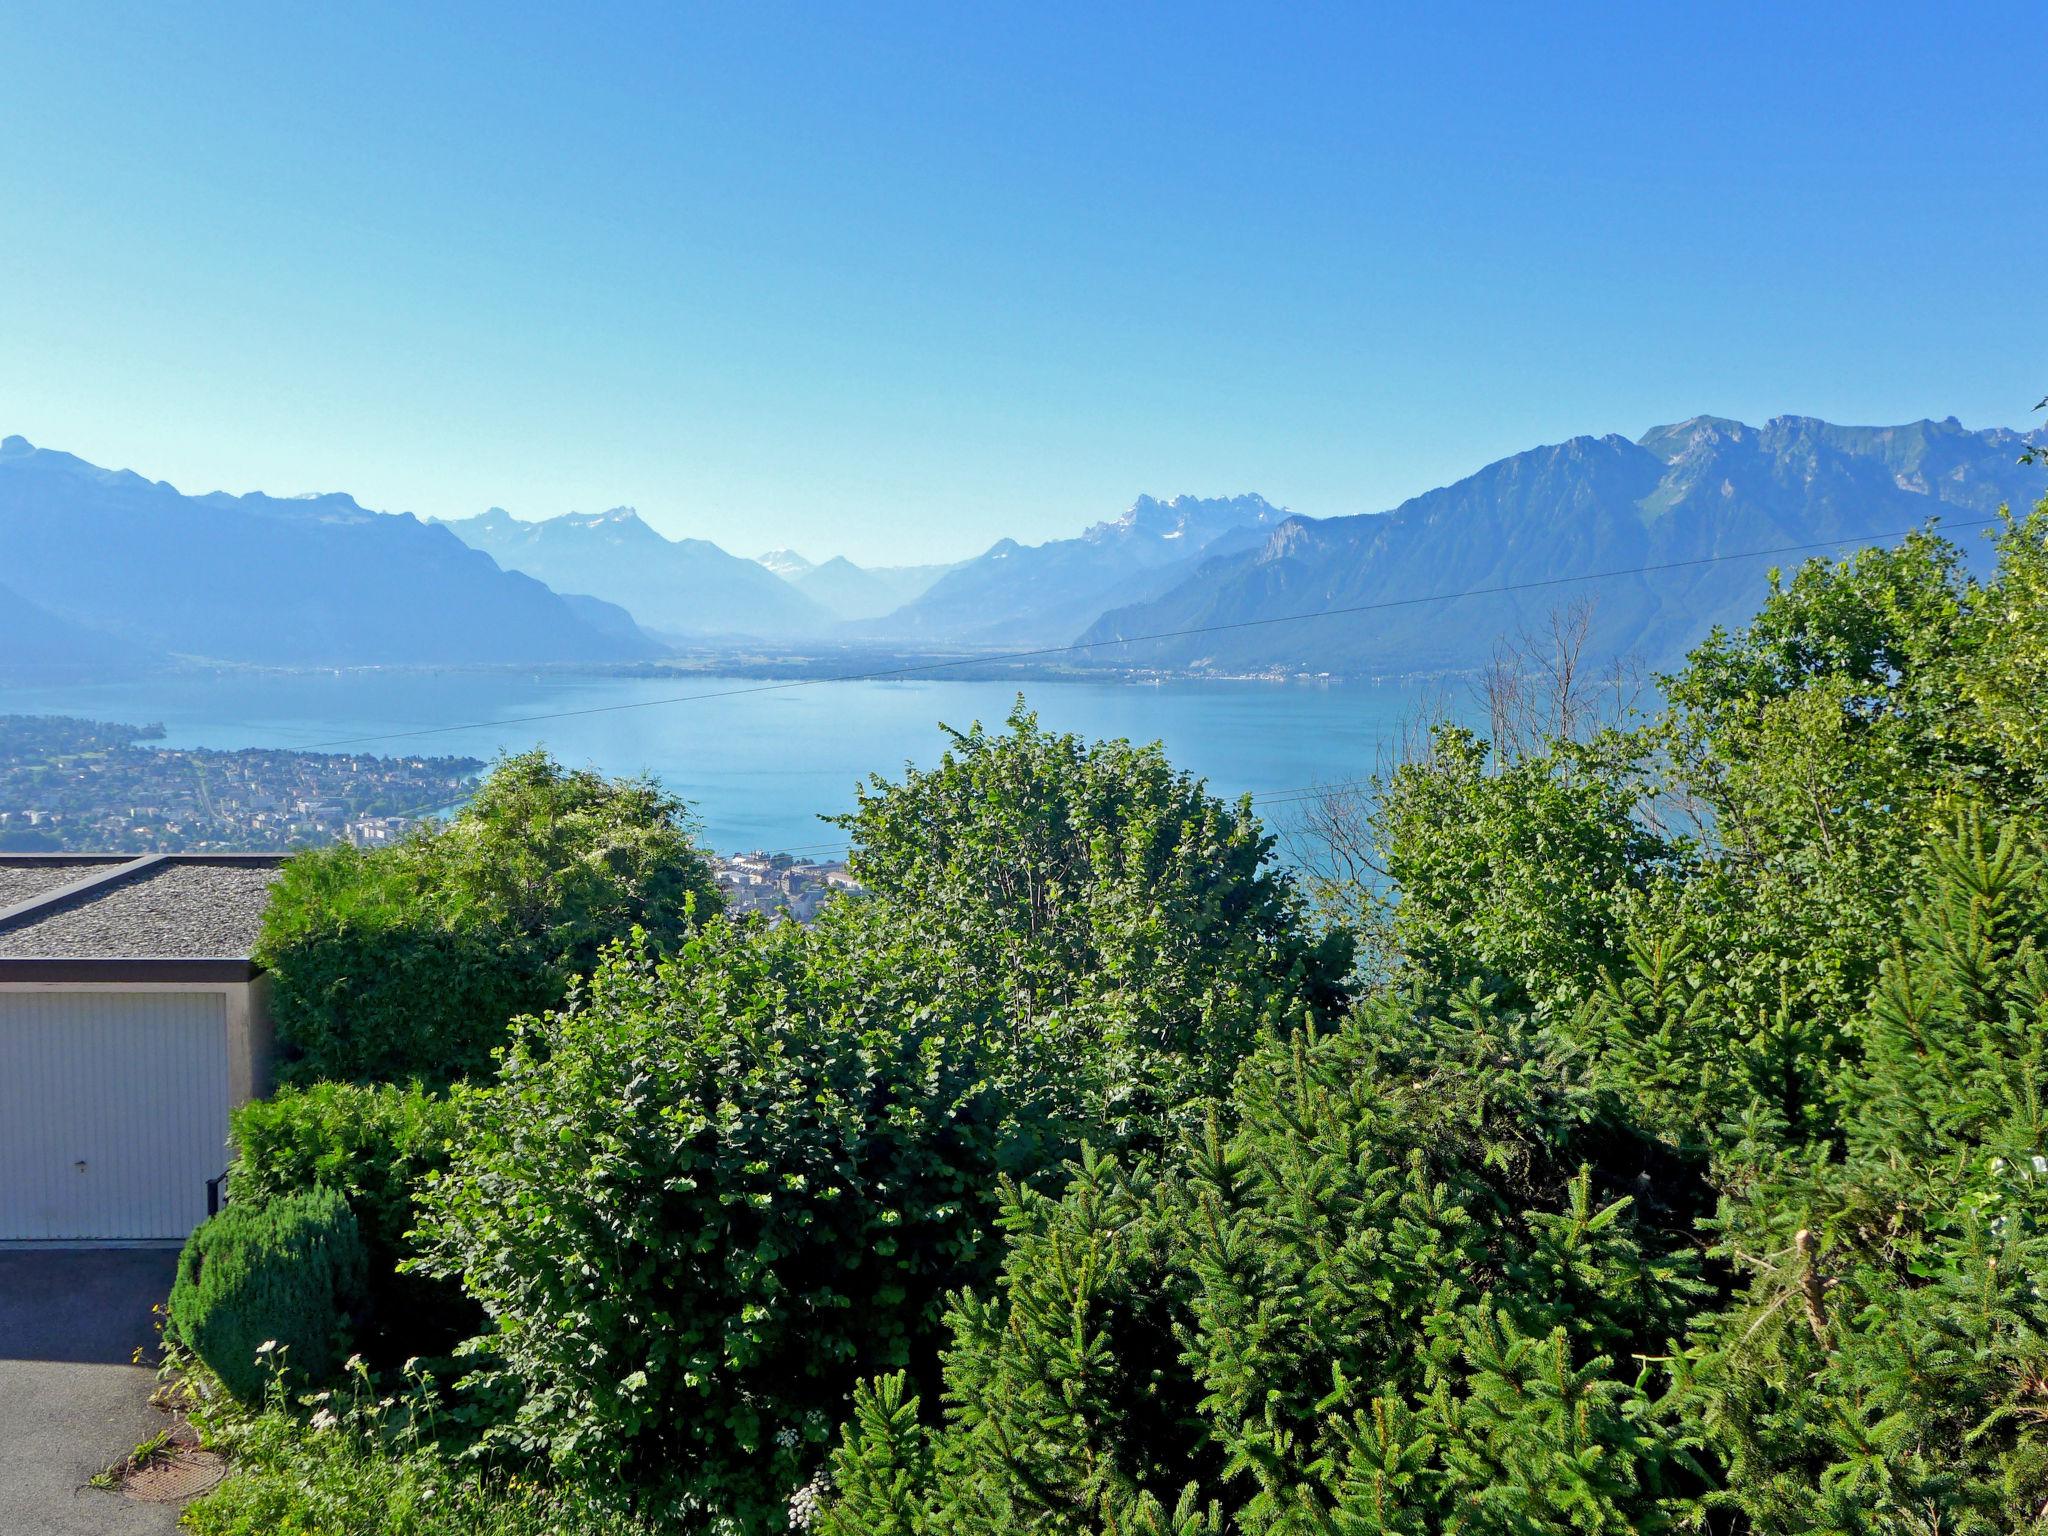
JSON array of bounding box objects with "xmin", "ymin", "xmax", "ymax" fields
[
  {"xmin": 309, "ymin": 1408, "xmax": 339, "ymax": 1432},
  {"xmin": 2031, "ymin": 1155, "xmax": 2047, "ymax": 1177},
  {"xmin": 787, "ymin": 1468, "xmax": 835, "ymax": 1531},
  {"xmin": 254, "ymin": 1339, "xmax": 279, "ymax": 1356}
]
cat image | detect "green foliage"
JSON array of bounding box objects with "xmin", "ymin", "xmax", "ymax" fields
[
  {"xmin": 1374, "ymin": 724, "xmax": 1671, "ymax": 1017},
  {"xmin": 414, "ymin": 917, "xmax": 1044, "ymax": 1526},
  {"xmin": 169, "ymin": 1186, "xmax": 369, "ymax": 1402},
  {"xmin": 415, "ymin": 709, "xmax": 1346, "ymax": 1529},
  {"xmin": 835, "ymin": 702, "xmax": 1351, "ymax": 1138},
  {"xmin": 1695, "ymin": 808, "xmax": 2048, "ymax": 1535},
  {"xmin": 256, "ymin": 749, "xmax": 721, "ymax": 1084},
  {"xmin": 821, "ymin": 986, "xmax": 1714, "ymax": 1534},
  {"xmin": 182, "ymin": 1355, "xmax": 653, "ymax": 1536},
  {"xmin": 231, "ymin": 1082, "xmax": 473, "ymax": 1361}
]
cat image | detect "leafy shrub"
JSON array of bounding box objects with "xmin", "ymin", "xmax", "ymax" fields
[
  {"xmin": 231, "ymin": 1082, "xmax": 474, "ymax": 1361},
  {"xmin": 835, "ymin": 703, "xmax": 1352, "ymax": 1138},
  {"xmin": 256, "ymin": 749, "xmax": 721, "ymax": 1084},
  {"xmin": 169, "ymin": 1186, "xmax": 369, "ymax": 1401},
  {"xmin": 415, "ymin": 917, "xmax": 1047, "ymax": 1527}
]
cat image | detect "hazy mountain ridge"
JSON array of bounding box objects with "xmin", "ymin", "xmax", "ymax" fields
[
  {"xmin": 862, "ymin": 492, "xmax": 1288, "ymax": 644},
  {"xmin": 1077, "ymin": 416, "xmax": 2048, "ymax": 676},
  {"xmin": 0, "ymin": 578, "xmax": 156, "ymax": 672},
  {"xmin": 0, "ymin": 435, "xmax": 654, "ymax": 669},
  {"xmin": 753, "ymin": 550, "xmax": 957, "ymax": 622},
  {"xmin": 10, "ymin": 417, "xmax": 2039, "ymax": 680},
  {"xmin": 440, "ymin": 506, "xmax": 831, "ymax": 638}
]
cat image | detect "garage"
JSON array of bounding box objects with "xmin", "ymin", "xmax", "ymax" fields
[{"xmin": 0, "ymin": 855, "xmax": 282, "ymax": 1244}]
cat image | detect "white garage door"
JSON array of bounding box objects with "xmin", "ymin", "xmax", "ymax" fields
[{"xmin": 0, "ymin": 991, "xmax": 230, "ymax": 1241}]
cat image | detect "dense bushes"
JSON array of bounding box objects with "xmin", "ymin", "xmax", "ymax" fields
[
  {"xmin": 818, "ymin": 983, "xmax": 1716, "ymax": 1534},
  {"xmin": 1694, "ymin": 808, "xmax": 2048, "ymax": 1532},
  {"xmin": 411, "ymin": 710, "xmax": 1352, "ymax": 1526},
  {"xmin": 231, "ymin": 1082, "xmax": 473, "ymax": 1361},
  {"xmin": 169, "ymin": 1186, "xmax": 368, "ymax": 1401},
  {"xmin": 256, "ymin": 750, "xmax": 721, "ymax": 1083}
]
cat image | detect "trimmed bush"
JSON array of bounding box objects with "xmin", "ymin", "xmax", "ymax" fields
[
  {"xmin": 231, "ymin": 1082, "xmax": 475, "ymax": 1362},
  {"xmin": 169, "ymin": 1186, "xmax": 369, "ymax": 1401}
]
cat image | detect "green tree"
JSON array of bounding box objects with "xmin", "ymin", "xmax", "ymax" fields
[
  {"xmin": 1695, "ymin": 808, "xmax": 2048, "ymax": 1534},
  {"xmin": 256, "ymin": 749, "xmax": 720, "ymax": 1083},
  {"xmin": 1953, "ymin": 506, "xmax": 2048, "ymax": 786},
  {"xmin": 835, "ymin": 703, "xmax": 1351, "ymax": 1139},
  {"xmin": 821, "ymin": 984, "xmax": 1714, "ymax": 1535},
  {"xmin": 1372, "ymin": 724, "xmax": 1671, "ymax": 1017}
]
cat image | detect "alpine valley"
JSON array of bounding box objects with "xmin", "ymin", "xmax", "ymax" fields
[{"xmin": 5, "ymin": 415, "xmax": 2041, "ymax": 679}]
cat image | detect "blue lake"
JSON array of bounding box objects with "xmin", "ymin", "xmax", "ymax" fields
[{"xmin": 3, "ymin": 671, "xmax": 1461, "ymax": 855}]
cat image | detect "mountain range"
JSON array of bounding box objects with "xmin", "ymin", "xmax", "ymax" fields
[
  {"xmin": 860, "ymin": 493, "xmax": 1288, "ymax": 645},
  {"xmin": 437, "ymin": 507, "xmax": 831, "ymax": 638},
  {"xmin": 1078, "ymin": 416, "xmax": 2046, "ymax": 676},
  {"xmin": 752, "ymin": 550, "xmax": 954, "ymax": 623},
  {"xmin": 0, "ymin": 435, "xmax": 653, "ymax": 670},
  {"xmin": 4, "ymin": 416, "xmax": 2040, "ymax": 678}
]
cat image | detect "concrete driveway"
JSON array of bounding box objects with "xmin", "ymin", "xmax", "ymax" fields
[{"xmin": 0, "ymin": 1247, "xmax": 185, "ymax": 1535}]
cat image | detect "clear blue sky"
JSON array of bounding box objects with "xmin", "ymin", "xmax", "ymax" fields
[{"xmin": 2, "ymin": 3, "xmax": 2041, "ymax": 564}]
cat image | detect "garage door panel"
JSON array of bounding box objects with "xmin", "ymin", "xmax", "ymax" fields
[{"xmin": 0, "ymin": 992, "xmax": 230, "ymax": 1241}]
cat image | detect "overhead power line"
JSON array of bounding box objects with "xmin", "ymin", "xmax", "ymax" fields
[{"xmin": 288, "ymin": 515, "xmax": 2002, "ymax": 754}]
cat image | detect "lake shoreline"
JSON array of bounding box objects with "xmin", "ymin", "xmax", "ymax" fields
[
  {"xmin": 1, "ymin": 670, "xmax": 1461, "ymax": 857},
  {"xmin": 7, "ymin": 647, "xmax": 1485, "ymax": 693}
]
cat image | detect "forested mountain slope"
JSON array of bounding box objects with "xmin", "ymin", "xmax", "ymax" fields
[{"xmin": 1080, "ymin": 416, "xmax": 2046, "ymax": 674}]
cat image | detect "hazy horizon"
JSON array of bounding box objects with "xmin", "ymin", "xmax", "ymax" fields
[{"xmin": 5, "ymin": 405, "xmax": 2037, "ymax": 576}]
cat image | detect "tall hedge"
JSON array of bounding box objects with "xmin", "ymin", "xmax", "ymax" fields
[
  {"xmin": 255, "ymin": 750, "xmax": 722, "ymax": 1084},
  {"xmin": 169, "ymin": 1185, "xmax": 369, "ymax": 1402}
]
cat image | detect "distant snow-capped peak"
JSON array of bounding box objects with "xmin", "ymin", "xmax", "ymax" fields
[{"xmin": 756, "ymin": 548, "xmax": 814, "ymax": 578}]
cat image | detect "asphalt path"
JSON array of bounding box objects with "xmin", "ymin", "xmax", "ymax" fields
[{"xmin": 0, "ymin": 1248, "xmax": 184, "ymax": 1535}]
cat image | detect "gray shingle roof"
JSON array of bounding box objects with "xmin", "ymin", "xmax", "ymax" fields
[{"xmin": 0, "ymin": 856, "xmax": 283, "ymax": 960}]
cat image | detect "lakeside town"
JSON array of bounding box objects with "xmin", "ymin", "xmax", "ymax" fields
[
  {"xmin": 0, "ymin": 713, "xmax": 857, "ymax": 918},
  {"xmin": 0, "ymin": 714, "xmax": 481, "ymax": 853},
  {"xmin": 708, "ymin": 848, "xmax": 861, "ymax": 921}
]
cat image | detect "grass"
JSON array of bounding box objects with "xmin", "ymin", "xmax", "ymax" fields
[
  {"xmin": 88, "ymin": 1428, "xmax": 176, "ymax": 1490},
  {"xmin": 162, "ymin": 1344, "xmax": 655, "ymax": 1536}
]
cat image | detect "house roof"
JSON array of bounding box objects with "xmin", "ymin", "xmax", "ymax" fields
[{"xmin": 0, "ymin": 854, "xmax": 285, "ymax": 982}]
